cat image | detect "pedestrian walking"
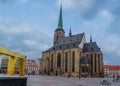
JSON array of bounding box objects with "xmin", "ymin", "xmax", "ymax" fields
[
  {"xmin": 116, "ymin": 74, "xmax": 119, "ymax": 81},
  {"xmin": 79, "ymin": 75, "xmax": 81, "ymax": 79},
  {"xmin": 113, "ymin": 74, "xmax": 115, "ymax": 81},
  {"xmin": 28, "ymin": 73, "xmax": 30, "ymax": 78},
  {"xmin": 68, "ymin": 74, "xmax": 71, "ymax": 78}
]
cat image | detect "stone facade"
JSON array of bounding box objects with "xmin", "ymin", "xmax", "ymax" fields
[{"xmin": 40, "ymin": 5, "xmax": 104, "ymax": 77}]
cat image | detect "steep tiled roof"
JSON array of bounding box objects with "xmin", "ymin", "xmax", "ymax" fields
[
  {"xmin": 55, "ymin": 33, "xmax": 84, "ymax": 45},
  {"xmin": 44, "ymin": 33, "xmax": 84, "ymax": 52},
  {"xmin": 83, "ymin": 42, "xmax": 100, "ymax": 52},
  {"xmin": 45, "ymin": 42, "xmax": 80, "ymax": 52}
]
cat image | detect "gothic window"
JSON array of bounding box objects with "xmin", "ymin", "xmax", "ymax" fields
[
  {"xmin": 57, "ymin": 53, "xmax": 61, "ymax": 68},
  {"xmin": 73, "ymin": 44, "xmax": 75, "ymax": 47},
  {"xmin": 86, "ymin": 54, "xmax": 88, "ymax": 57},
  {"xmin": 80, "ymin": 51, "xmax": 81, "ymax": 58},
  {"xmin": 85, "ymin": 48, "xmax": 87, "ymax": 51},
  {"xmin": 65, "ymin": 52, "xmax": 68, "ymax": 72},
  {"xmin": 51, "ymin": 54, "xmax": 53, "ymax": 71},
  {"xmin": 91, "ymin": 47, "xmax": 93, "ymax": 51},
  {"xmin": 91, "ymin": 54, "xmax": 93, "ymax": 73},
  {"xmin": 57, "ymin": 35, "xmax": 58, "ymax": 39},
  {"xmin": 82, "ymin": 66, "xmax": 84, "ymax": 72},
  {"xmin": 59, "ymin": 46, "xmax": 62, "ymax": 49},
  {"xmin": 53, "ymin": 47, "xmax": 55, "ymax": 50},
  {"xmin": 95, "ymin": 53, "xmax": 97, "ymax": 72},
  {"xmin": 72, "ymin": 51, "xmax": 75, "ymax": 72},
  {"xmin": 84, "ymin": 66, "xmax": 88, "ymax": 72},
  {"xmin": 98, "ymin": 54, "xmax": 100, "ymax": 72},
  {"xmin": 67, "ymin": 45, "xmax": 69, "ymax": 48}
]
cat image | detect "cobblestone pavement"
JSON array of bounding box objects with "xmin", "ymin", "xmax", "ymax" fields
[{"xmin": 27, "ymin": 75, "xmax": 120, "ymax": 86}]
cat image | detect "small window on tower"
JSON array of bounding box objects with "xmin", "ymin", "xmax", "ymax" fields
[
  {"xmin": 91, "ymin": 47, "xmax": 93, "ymax": 51},
  {"xmin": 86, "ymin": 54, "xmax": 88, "ymax": 57},
  {"xmin": 67, "ymin": 45, "xmax": 69, "ymax": 48},
  {"xmin": 57, "ymin": 35, "xmax": 58, "ymax": 39},
  {"xmin": 85, "ymin": 48, "xmax": 87, "ymax": 51},
  {"xmin": 59, "ymin": 46, "xmax": 62, "ymax": 49},
  {"xmin": 53, "ymin": 47, "xmax": 55, "ymax": 50},
  {"xmin": 73, "ymin": 44, "xmax": 75, "ymax": 47}
]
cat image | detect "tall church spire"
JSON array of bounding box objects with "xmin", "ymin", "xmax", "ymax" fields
[
  {"xmin": 57, "ymin": 4, "xmax": 63, "ymax": 29},
  {"xmin": 54, "ymin": 3, "xmax": 65, "ymax": 45}
]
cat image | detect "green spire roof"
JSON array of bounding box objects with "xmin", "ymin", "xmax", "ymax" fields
[{"xmin": 57, "ymin": 4, "xmax": 63, "ymax": 29}]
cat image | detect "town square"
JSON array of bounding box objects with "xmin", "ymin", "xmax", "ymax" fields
[
  {"xmin": 0, "ymin": 0, "xmax": 120, "ymax": 86},
  {"xmin": 27, "ymin": 75, "xmax": 120, "ymax": 86}
]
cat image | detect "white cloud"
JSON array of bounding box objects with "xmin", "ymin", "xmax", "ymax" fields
[
  {"xmin": 101, "ymin": 35, "xmax": 120, "ymax": 56},
  {"xmin": 56, "ymin": 0, "xmax": 93, "ymax": 10},
  {"xmin": 0, "ymin": 17, "xmax": 51, "ymax": 36},
  {"xmin": 0, "ymin": 17, "xmax": 52, "ymax": 59},
  {"xmin": 81, "ymin": 14, "xmax": 119, "ymax": 65},
  {"xmin": 99, "ymin": 10, "xmax": 113, "ymax": 19},
  {"xmin": 40, "ymin": 44, "xmax": 50, "ymax": 50}
]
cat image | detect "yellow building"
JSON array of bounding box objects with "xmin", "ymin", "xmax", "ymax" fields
[{"xmin": 40, "ymin": 5, "xmax": 104, "ymax": 77}]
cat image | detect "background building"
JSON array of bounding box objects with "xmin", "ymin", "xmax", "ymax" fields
[
  {"xmin": 104, "ymin": 65, "xmax": 120, "ymax": 77},
  {"xmin": 0, "ymin": 55, "xmax": 9, "ymax": 73},
  {"xmin": 27, "ymin": 59, "xmax": 39, "ymax": 74},
  {"xmin": 0, "ymin": 54, "xmax": 27, "ymax": 74},
  {"xmin": 40, "ymin": 5, "xmax": 104, "ymax": 77}
]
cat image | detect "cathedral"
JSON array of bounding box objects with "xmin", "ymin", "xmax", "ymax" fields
[{"xmin": 40, "ymin": 5, "xmax": 104, "ymax": 77}]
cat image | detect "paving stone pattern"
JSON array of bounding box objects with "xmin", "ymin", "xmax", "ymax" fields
[{"xmin": 27, "ymin": 75, "xmax": 120, "ymax": 86}]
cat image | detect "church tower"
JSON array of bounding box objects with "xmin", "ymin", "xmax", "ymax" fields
[{"xmin": 54, "ymin": 4, "xmax": 65, "ymax": 45}]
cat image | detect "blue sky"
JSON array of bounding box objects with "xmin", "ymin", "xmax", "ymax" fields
[{"xmin": 0, "ymin": 0, "xmax": 120, "ymax": 65}]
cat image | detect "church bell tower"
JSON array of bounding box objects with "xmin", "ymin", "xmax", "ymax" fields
[{"xmin": 54, "ymin": 4, "xmax": 65, "ymax": 45}]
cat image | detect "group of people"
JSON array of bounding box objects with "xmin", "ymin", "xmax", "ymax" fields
[{"xmin": 113, "ymin": 74, "xmax": 119, "ymax": 81}]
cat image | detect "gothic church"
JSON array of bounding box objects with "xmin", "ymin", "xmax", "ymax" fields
[{"xmin": 40, "ymin": 5, "xmax": 104, "ymax": 77}]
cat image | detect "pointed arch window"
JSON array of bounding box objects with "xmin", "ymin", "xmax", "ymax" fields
[
  {"xmin": 80, "ymin": 51, "xmax": 81, "ymax": 58},
  {"xmin": 51, "ymin": 54, "xmax": 54, "ymax": 71},
  {"xmin": 65, "ymin": 52, "xmax": 68, "ymax": 72},
  {"xmin": 72, "ymin": 51, "xmax": 75, "ymax": 72},
  {"xmin": 57, "ymin": 53, "xmax": 61, "ymax": 68},
  {"xmin": 91, "ymin": 54, "xmax": 93, "ymax": 73},
  {"xmin": 57, "ymin": 35, "xmax": 59, "ymax": 39},
  {"xmin": 95, "ymin": 53, "xmax": 97, "ymax": 72},
  {"xmin": 98, "ymin": 54, "xmax": 100, "ymax": 72}
]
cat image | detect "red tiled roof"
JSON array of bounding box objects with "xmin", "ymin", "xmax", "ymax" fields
[{"xmin": 104, "ymin": 65, "xmax": 120, "ymax": 70}]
